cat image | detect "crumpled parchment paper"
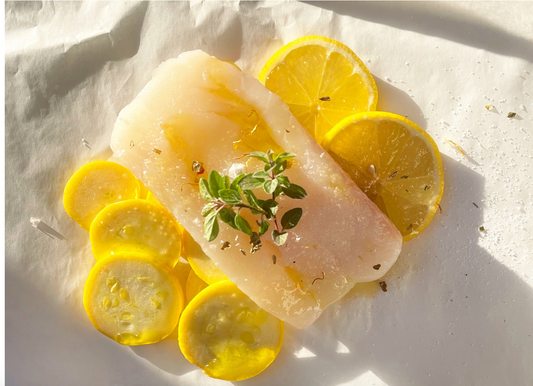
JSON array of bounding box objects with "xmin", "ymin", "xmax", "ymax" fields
[{"xmin": 6, "ymin": 2, "xmax": 533, "ymax": 385}]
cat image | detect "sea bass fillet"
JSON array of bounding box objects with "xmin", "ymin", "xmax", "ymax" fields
[{"xmin": 110, "ymin": 50, "xmax": 402, "ymax": 328}]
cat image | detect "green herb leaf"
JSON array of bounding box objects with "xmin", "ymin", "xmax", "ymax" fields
[
  {"xmin": 235, "ymin": 214, "xmax": 253, "ymax": 236},
  {"xmin": 201, "ymin": 203, "xmax": 217, "ymax": 217},
  {"xmin": 282, "ymin": 183, "xmax": 307, "ymax": 199},
  {"xmin": 276, "ymin": 175, "xmax": 290, "ymax": 187},
  {"xmin": 281, "ymin": 208, "xmax": 303, "ymax": 230},
  {"xmin": 239, "ymin": 174, "xmax": 265, "ymax": 190},
  {"xmin": 219, "ymin": 189, "xmax": 242, "ymax": 205},
  {"xmin": 253, "ymin": 171, "xmax": 269, "ymax": 179},
  {"xmin": 272, "ymin": 230, "xmax": 288, "ymax": 246},
  {"xmin": 275, "ymin": 152, "xmax": 296, "ymax": 163},
  {"xmin": 223, "ymin": 175, "xmax": 231, "ymax": 189},
  {"xmin": 266, "ymin": 149, "xmax": 275, "ymax": 163},
  {"xmin": 261, "ymin": 199, "xmax": 278, "ymax": 218},
  {"xmin": 243, "ymin": 190, "xmax": 261, "ymax": 208},
  {"xmin": 230, "ymin": 174, "xmax": 245, "ymax": 193},
  {"xmin": 199, "ymin": 178, "xmax": 214, "ymax": 201},
  {"xmin": 258, "ymin": 220, "xmax": 270, "ymax": 236},
  {"xmin": 264, "ymin": 178, "xmax": 279, "ymax": 194},
  {"xmin": 246, "ymin": 151, "xmax": 269, "ymax": 163},
  {"xmin": 219, "ymin": 207, "xmax": 238, "ymax": 230},
  {"xmin": 204, "ymin": 211, "xmax": 219, "ymax": 241},
  {"xmin": 208, "ymin": 170, "xmax": 225, "ymax": 198},
  {"xmin": 272, "ymin": 160, "xmax": 288, "ymax": 175},
  {"xmin": 273, "ymin": 186, "xmax": 283, "ymax": 198}
]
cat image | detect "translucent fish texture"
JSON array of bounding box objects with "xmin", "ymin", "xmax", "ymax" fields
[{"xmin": 110, "ymin": 50, "xmax": 402, "ymax": 328}]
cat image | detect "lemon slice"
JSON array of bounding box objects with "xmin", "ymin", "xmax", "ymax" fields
[
  {"xmin": 63, "ymin": 161, "xmax": 140, "ymax": 230},
  {"xmin": 322, "ymin": 112, "xmax": 444, "ymax": 241},
  {"xmin": 179, "ymin": 280, "xmax": 283, "ymax": 381},
  {"xmin": 90, "ymin": 199, "xmax": 182, "ymax": 267},
  {"xmin": 83, "ymin": 253, "xmax": 184, "ymax": 345},
  {"xmin": 182, "ymin": 229, "xmax": 229, "ymax": 285},
  {"xmin": 185, "ymin": 269, "xmax": 209, "ymax": 304},
  {"xmin": 259, "ymin": 36, "xmax": 377, "ymax": 143}
]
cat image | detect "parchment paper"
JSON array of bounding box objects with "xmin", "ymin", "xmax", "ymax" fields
[{"xmin": 5, "ymin": 2, "xmax": 533, "ymax": 385}]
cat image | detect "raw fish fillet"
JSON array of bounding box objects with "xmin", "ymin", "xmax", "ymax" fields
[{"xmin": 110, "ymin": 50, "xmax": 402, "ymax": 328}]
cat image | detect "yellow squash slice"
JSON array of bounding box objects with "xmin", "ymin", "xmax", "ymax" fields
[
  {"xmin": 90, "ymin": 199, "xmax": 182, "ymax": 267},
  {"xmin": 322, "ymin": 111, "xmax": 444, "ymax": 241},
  {"xmin": 83, "ymin": 253, "xmax": 184, "ymax": 345},
  {"xmin": 185, "ymin": 269, "xmax": 209, "ymax": 304},
  {"xmin": 179, "ymin": 281, "xmax": 284, "ymax": 381},
  {"xmin": 182, "ymin": 230, "xmax": 229, "ymax": 285},
  {"xmin": 63, "ymin": 161, "xmax": 140, "ymax": 230}
]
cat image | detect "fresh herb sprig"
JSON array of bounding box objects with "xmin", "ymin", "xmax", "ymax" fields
[{"xmin": 199, "ymin": 149, "xmax": 307, "ymax": 250}]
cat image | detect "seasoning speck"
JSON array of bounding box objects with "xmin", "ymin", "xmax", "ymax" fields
[
  {"xmin": 479, "ymin": 226, "xmax": 485, "ymax": 232},
  {"xmin": 485, "ymin": 104, "xmax": 493, "ymax": 111},
  {"xmin": 379, "ymin": 281, "xmax": 388, "ymax": 292},
  {"xmin": 240, "ymin": 249, "xmax": 246, "ymax": 256},
  {"xmin": 153, "ymin": 148, "xmax": 161, "ymax": 155},
  {"xmin": 272, "ymin": 255, "xmax": 277, "ymax": 264},
  {"xmin": 424, "ymin": 185, "xmax": 430, "ymax": 191},
  {"xmin": 400, "ymin": 175, "xmax": 409, "ymax": 179},
  {"xmin": 192, "ymin": 161, "xmax": 205, "ymax": 174},
  {"xmin": 221, "ymin": 241, "xmax": 231, "ymax": 250},
  {"xmin": 508, "ymin": 112, "xmax": 517, "ymax": 118},
  {"xmin": 373, "ymin": 264, "xmax": 381, "ymax": 270},
  {"xmin": 389, "ymin": 171, "xmax": 398, "ymax": 179},
  {"xmin": 473, "ymin": 202, "xmax": 479, "ymax": 208}
]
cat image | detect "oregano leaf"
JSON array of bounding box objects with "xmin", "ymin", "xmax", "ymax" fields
[
  {"xmin": 281, "ymin": 207, "xmax": 303, "ymax": 230},
  {"xmin": 272, "ymin": 230, "xmax": 288, "ymax": 246},
  {"xmin": 219, "ymin": 207, "xmax": 238, "ymax": 230},
  {"xmin": 204, "ymin": 211, "xmax": 219, "ymax": 241},
  {"xmin": 246, "ymin": 151, "xmax": 269, "ymax": 163},
  {"xmin": 264, "ymin": 178, "xmax": 279, "ymax": 194},
  {"xmin": 259, "ymin": 220, "xmax": 270, "ymax": 236},
  {"xmin": 199, "ymin": 178, "xmax": 214, "ymax": 201},
  {"xmin": 235, "ymin": 214, "xmax": 253, "ymax": 236},
  {"xmin": 201, "ymin": 203, "xmax": 217, "ymax": 217},
  {"xmin": 219, "ymin": 189, "xmax": 242, "ymax": 205},
  {"xmin": 282, "ymin": 183, "xmax": 307, "ymax": 199},
  {"xmin": 208, "ymin": 170, "xmax": 224, "ymax": 198}
]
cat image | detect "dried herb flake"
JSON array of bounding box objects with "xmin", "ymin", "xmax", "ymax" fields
[
  {"xmin": 508, "ymin": 112, "xmax": 517, "ymax": 118},
  {"xmin": 153, "ymin": 148, "xmax": 162, "ymax": 155},
  {"xmin": 379, "ymin": 281, "xmax": 388, "ymax": 292},
  {"xmin": 221, "ymin": 241, "xmax": 231, "ymax": 250},
  {"xmin": 319, "ymin": 96, "xmax": 331, "ymax": 101}
]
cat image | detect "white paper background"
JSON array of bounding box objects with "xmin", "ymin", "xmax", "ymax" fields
[{"xmin": 5, "ymin": 1, "xmax": 533, "ymax": 385}]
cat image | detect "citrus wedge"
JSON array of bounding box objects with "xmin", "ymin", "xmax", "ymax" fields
[
  {"xmin": 83, "ymin": 253, "xmax": 184, "ymax": 345},
  {"xmin": 259, "ymin": 36, "xmax": 377, "ymax": 143},
  {"xmin": 63, "ymin": 161, "xmax": 140, "ymax": 230},
  {"xmin": 322, "ymin": 112, "xmax": 444, "ymax": 242},
  {"xmin": 90, "ymin": 199, "xmax": 182, "ymax": 267},
  {"xmin": 179, "ymin": 280, "xmax": 283, "ymax": 381}
]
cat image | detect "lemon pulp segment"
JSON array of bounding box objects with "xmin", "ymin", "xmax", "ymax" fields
[
  {"xmin": 322, "ymin": 111, "xmax": 444, "ymax": 241},
  {"xmin": 83, "ymin": 253, "xmax": 184, "ymax": 345},
  {"xmin": 179, "ymin": 281, "xmax": 283, "ymax": 381},
  {"xmin": 90, "ymin": 199, "xmax": 182, "ymax": 267},
  {"xmin": 63, "ymin": 161, "xmax": 140, "ymax": 230},
  {"xmin": 260, "ymin": 36, "xmax": 377, "ymax": 143}
]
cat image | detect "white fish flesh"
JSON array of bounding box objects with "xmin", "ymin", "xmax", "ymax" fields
[{"xmin": 110, "ymin": 50, "xmax": 402, "ymax": 329}]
